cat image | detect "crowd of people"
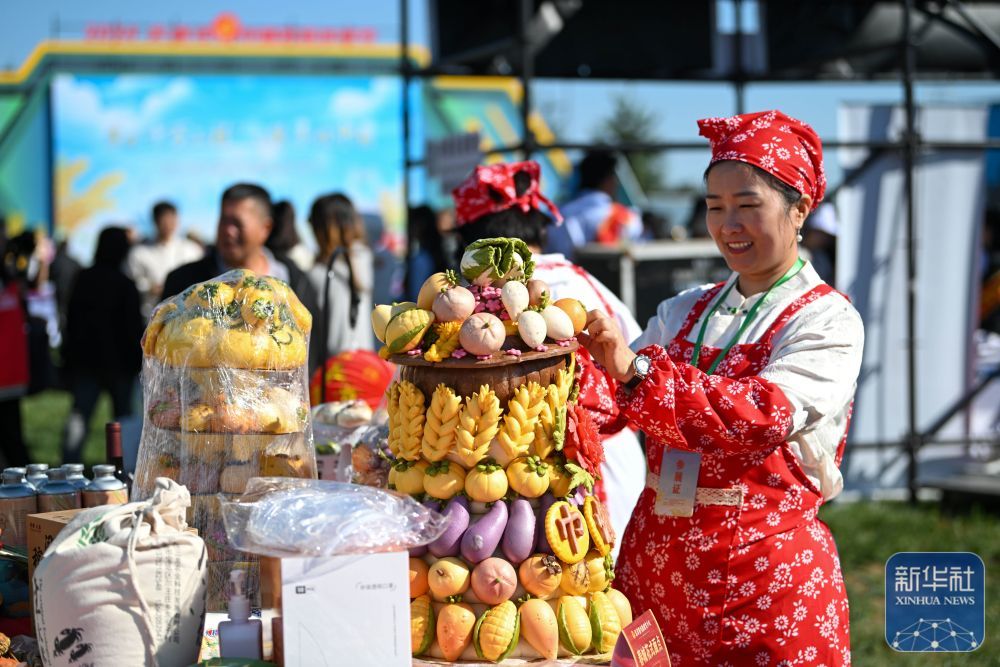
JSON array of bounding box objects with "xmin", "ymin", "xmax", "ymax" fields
[
  {"xmin": 4, "ymin": 98, "xmax": 996, "ymax": 664},
  {"xmin": 0, "ymin": 149, "xmax": 843, "ymax": 471}
]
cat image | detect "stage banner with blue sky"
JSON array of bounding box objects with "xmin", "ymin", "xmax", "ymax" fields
[{"xmin": 52, "ymin": 73, "xmax": 417, "ymax": 261}]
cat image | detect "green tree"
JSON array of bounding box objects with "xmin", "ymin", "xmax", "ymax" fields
[{"xmin": 592, "ymin": 94, "xmax": 665, "ymax": 195}]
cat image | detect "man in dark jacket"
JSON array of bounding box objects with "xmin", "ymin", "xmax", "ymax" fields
[{"xmin": 162, "ymin": 184, "xmax": 318, "ymax": 322}]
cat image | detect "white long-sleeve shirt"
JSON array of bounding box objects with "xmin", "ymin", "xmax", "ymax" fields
[
  {"xmin": 533, "ymin": 253, "xmax": 647, "ymax": 557},
  {"xmin": 127, "ymin": 236, "xmax": 203, "ymax": 316},
  {"xmin": 631, "ymin": 261, "xmax": 864, "ymax": 501}
]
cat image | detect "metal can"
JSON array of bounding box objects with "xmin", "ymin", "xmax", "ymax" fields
[
  {"xmin": 37, "ymin": 468, "xmax": 81, "ymax": 512},
  {"xmin": 61, "ymin": 463, "xmax": 90, "ymax": 491},
  {"xmin": 82, "ymin": 464, "xmax": 128, "ymax": 508},
  {"xmin": 0, "ymin": 468, "xmax": 37, "ymax": 548},
  {"xmin": 25, "ymin": 463, "xmax": 50, "ymax": 490}
]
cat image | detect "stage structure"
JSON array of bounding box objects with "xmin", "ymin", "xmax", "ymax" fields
[{"xmin": 400, "ymin": 0, "xmax": 1000, "ymax": 501}]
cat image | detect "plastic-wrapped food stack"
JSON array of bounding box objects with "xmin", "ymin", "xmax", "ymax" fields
[
  {"xmin": 363, "ymin": 238, "xmax": 633, "ymax": 663},
  {"xmin": 135, "ymin": 269, "xmax": 317, "ymax": 609}
]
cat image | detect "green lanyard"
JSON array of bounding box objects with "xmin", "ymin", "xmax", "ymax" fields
[{"xmin": 691, "ymin": 257, "xmax": 805, "ymax": 374}]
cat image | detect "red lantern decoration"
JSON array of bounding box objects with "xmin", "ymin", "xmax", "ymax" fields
[{"xmin": 310, "ymin": 349, "xmax": 394, "ymax": 409}]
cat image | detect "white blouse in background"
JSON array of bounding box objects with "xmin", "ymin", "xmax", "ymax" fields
[
  {"xmin": 533, "ymin": 253, "xmax": 647, "ymax": 557},
  {"xmin": 307, "ymin": 242, "xmax": 375, "ymax": 357},
  {"xmin": 631, "ymin": 261, "xmax": 865, "ymax": 501}
]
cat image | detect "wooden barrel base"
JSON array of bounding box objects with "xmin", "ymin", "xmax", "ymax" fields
[{"xmin": 392, "ymin": 342, "xmax": 576, "ymax": 403}]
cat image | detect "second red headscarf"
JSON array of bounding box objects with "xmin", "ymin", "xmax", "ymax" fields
[
  {"xmin": 452, "ymin": 160, "xmax": 563, "ymax": 226},
  {"xmin": 697, "ymin": 110, "xmax": 826, "ymax": 210}
]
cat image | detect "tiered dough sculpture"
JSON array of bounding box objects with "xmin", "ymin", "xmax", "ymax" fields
[
  {"xmin": 370, "ymin": 238, "xmax": 633, "ymax": 662},
  {"xmin": 136, "ymin": 269, "xmax": 317, "ymax": 608}
]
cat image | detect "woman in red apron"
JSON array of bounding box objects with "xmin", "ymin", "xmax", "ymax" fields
[{"xmin": 581, "ymin": 110, "xmax": 863, "ymax": 665}]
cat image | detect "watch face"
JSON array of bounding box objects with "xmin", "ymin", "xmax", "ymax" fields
[{"xmin": 635, "ymin": 355, "xmax": 651, "ymax": 377}]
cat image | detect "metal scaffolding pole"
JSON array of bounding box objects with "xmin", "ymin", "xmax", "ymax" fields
[
  {"xmin": 400, "ymin": 0, "xmax": 413, "ymax": 297},
  {"xmin": 519, "ymin": 0, "xmax": 534, "ymax": 159},
  {"xmin": 733, "ymin": 0, "xmax": 745, "ymax": 114},
  {"xmin": 901, "ymin": 0, "xmax": 921, "ymax": 505}
]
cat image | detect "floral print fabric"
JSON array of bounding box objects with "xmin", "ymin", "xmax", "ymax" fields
[
  {"xmin": 451, "ymin": 160, "xmax": 563, "ymax": 225},
  {"xmin": 615, "ymin": 282, "xmax": 853, "ymax": 665},
  {"xmin": 697, "ymin": 110, "xmax": 826, "ymax": 210}
]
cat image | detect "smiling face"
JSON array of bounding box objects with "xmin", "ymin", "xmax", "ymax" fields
[
  {"xmin": 217, "ymin": 197, "xmax": 272, "ymax": 268},
  {"xmin": 704, "ymin": 161, "xmax": 811, "ymax": 292}
]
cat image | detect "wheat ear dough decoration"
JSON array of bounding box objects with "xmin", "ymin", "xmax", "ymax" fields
[
  {"xmin": 386, "ymin": 381, "xmax": 403, "ymax": 457},
  {"xmin": 532, "ymin": 383, "xmax": 560, "ymax": 459},
  {"xmin": 497, "ymin": 382, "xmax": 546, "ymax": 462},
  {"xmin": 399, "ymin": 380, "xmax": 426, "ymax": 461},
  {"xmin": 455, "ymin": 385, "xmax": 502, "ymax": 468},
  {"xmin": 422, "ymin": 383, "xmax": 462, "ymax": 461}
]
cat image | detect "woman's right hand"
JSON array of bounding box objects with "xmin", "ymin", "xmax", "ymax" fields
[{"xmin": 578, "ymin": 310, "xmax": 636, "ymax": 384}]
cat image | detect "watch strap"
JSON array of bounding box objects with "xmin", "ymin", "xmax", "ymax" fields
[{"xmin": 624, "ymin": 355, "xmax": 649, "ymax": 390}]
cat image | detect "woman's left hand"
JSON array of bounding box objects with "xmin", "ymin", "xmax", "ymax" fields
[{"xmin": 578, "ymin": 309, "xmax": 636, "ymax": 383}]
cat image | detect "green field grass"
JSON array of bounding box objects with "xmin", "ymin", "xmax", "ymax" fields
[
  {"xmin": 820, "ymin": 501, "xmax": 997, "ymax": 665},
  {"xmin": 21, "ymin": 390, "xmax": 111, "ymax": 467},
  {"xmin": 18, "ymin": 390, "xmax": 998, "ymax": 663}
]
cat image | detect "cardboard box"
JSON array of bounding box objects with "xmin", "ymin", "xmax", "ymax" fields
[
  {"xmin": 26, "ymin": 508, "xmax": 84, "ymax": 586},
  {"xmin": 266, "ymin": 552, "xmax": 410, "ymax": 667},
  {"xmin": 28, "ymin": 508, "xmax": 200, "ymax": 585},
  {"xmin": 26, "ymin": 508, "xmax": 86, "ymax": 631}
]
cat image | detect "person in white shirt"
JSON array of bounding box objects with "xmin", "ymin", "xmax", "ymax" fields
[
  {"xmin": 544, "ymin": 150, "xmax": 644, "ymax": 258},
  {"xmin": 306, "ymin": 193, "xmax": 375, "ymax": 372},
  {"xmin": 127, "ymin": 201, "xmax": 203, "ymax": 316}
]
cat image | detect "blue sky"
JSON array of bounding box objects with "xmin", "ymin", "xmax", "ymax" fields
[{"xmin": 5, "ymin": 0, "xmax": 1000, "ymax": 193}]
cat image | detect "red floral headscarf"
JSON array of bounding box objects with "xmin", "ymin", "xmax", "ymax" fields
[
  {"xmin": 698, "ymin": 110, "xmax": 826, "ymax": 210},
  {"xmin": 452, "ymin": 160, "xmax": 563, "ymax": 226}
]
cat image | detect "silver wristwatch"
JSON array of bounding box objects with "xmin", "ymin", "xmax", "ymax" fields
[{"xmin": 624, "ymin": 354, "xmax": 651, "ymax": 390}]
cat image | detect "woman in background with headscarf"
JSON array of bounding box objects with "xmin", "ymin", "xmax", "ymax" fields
[
  {"xmin": 451, "ymin": 160, "xmax": 647, "ymax": 559},
  {"xmin": 580, "ymin": 111, "xmax": 863, "ymax": 664}
]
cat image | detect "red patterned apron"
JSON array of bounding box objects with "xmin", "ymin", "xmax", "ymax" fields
[{"xmin": 615, "ymin": 282, "xmax": 852, "ymax": 666}]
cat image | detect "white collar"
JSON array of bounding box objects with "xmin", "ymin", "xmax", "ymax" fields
[{"xmin": 718, "ymin": 260, "xmax": 820, "ymax": 309}]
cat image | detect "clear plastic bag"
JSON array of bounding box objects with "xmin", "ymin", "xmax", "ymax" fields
[
  {"xmin": 219, "ymin": 477, "xmax": 447, "ymax": 558},
  {"xmin": 134, "ymin": 270, "xmax": 317, "ymax": 609},
  {"xmin": 347, "ymin": 423, "xmax": 391, "ymax": 484}
]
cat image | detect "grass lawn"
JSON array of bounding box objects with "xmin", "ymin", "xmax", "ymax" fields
[
  {"xmin": 821, "ymin": 500, "xmax": 998, "ymax": 665},
  {"xmin": 21, "ymin": 389, "xmax": 111, "ymax": 467},
  {"xmin": 18, "ymin": 392, "xmax": 997, "ymax": 663}
]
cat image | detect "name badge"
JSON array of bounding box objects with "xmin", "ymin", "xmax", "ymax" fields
[{"xmin": 654, "ymin": 448, "xmax": 701, "ymax": 518}]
